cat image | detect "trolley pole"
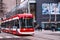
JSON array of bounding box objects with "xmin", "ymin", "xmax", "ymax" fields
[
  {"xmin": 16, "ymin": 0, "xmax": 17, "ymax": 14},
  {"xmin": 16, "ymin": 0, "xmax": 21, "ymax": 14}
]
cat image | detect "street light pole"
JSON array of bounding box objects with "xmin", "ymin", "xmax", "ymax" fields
[
  {"xmin": 28, "ymin": 0, "xmax": 30, "ymax": 13},
  {"xmin": 55, "ymin": 7, "xmax": 57, "ymax": 24},
  {"xmin": 49, "ymin": 3, "xmax": 51, "ymax": 27},
  {"xmin": 16, "ymin": 0, "xmax": 18, "ymax": 14},
  {"xmin": 55, "ymin": 4, "xmax": 57, "ymax": 28}
]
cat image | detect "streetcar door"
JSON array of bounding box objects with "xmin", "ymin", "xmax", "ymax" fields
[
  {"xmin": 13, "ymin": 19, "xmax": 20, "ymax": 33},
  {"xmin": 11, "ymin": 20, "xmax": 18, "ymax": 33}
]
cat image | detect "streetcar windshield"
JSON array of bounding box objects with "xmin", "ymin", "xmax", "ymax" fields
[{"xmin": 20, "ymin": 18, "xmax": 33, "ymax": 28}]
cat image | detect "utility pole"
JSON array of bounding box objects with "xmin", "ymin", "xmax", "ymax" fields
[
  {"xmin": 55, "ymin": 6, "xmax": 57, "ymax": 24},
  {"xmin": 54, "ymin": 4, "xmax": 57, "ymax": 28},
  {"xmin": 49, "ymin": 3, "xmax": 51, "ymax": 27},
  {"xmin": 28, "ymin": 0, "xmax": 30, "ymax": 13}
]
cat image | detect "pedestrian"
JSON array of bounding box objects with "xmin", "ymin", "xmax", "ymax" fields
[
  {"xmin": 44, "ymin": 25, "xmax": 48, "ymax": 30},
  {"xmin": 34, "ymin": 22, "xmax": 38, "ymax": 30},
  {"xmin": 34, "ymin": 23, "xmax": 42, "ymax": 31},
  {"xmin": 38, "ymin": 26, "xmax": 42, "ymax": 31},
  {"xmin": 34, "ymin": 22, "xmax": 37, "ymax": 28},
  {"xmin": 55, "ymin": 25, "xmax": 57, "ymax": 31},
  {"xmin": 51, "ymin": 25, "xmax": 55, "ymax": 32}
]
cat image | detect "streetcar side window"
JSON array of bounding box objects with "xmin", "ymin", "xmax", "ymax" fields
[
  {"xmin": 1, "ymin": 23, "xmax": 6, "ymax": 28},
  {"xmin": 20, "ymin": 18, "xmax": 25, "ymax": 28},
  {"xmin": 11, "ymin": 21, "xmax": 14, "ymax": 28},
  {"xmin": 13, "ymin": 19, "xmax": 19, "ymax": 28},
  {"xmin": 5, "ymin": 22, "xmax": 9, "ymax": 28},
  {"xmin": 9, "ymin": 21, "xmax": 14, "ymax": 28},
  {"xmin": 26, "ymin": 18, "xmax": 33, "ymax": 28},
  {"xmin": 20, "ymin": 18, "xmax": 33, "ymax": 28}
]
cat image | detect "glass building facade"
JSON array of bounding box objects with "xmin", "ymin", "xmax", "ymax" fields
[
  {"xmin": 42, "ymin": 3, "xmax": 60, "ymax": 14},
  {"xmin": 36, "ymin": 0, "xmax": 60, "ymax": 30}
]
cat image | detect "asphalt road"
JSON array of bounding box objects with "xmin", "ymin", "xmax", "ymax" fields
[{"xmin": 0, "ymin": 30, "xmax": 60, "ymax": 40}]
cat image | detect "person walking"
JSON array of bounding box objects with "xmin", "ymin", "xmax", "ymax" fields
[
  {"xmin": 38, "ymin": 26, "xmax": 42, "ymax": 31},
  {"xmin": 51, "ymin": 25, "xmax": 55, "ymax": 32},
  {"xmin": 34, "ymin": 22, "xmax": 42, "ymax": 31},
  {"xmin": 34, "ymin": 22, "xmax": 38, "ymax": 30}
]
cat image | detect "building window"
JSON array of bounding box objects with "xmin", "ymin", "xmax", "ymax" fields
[{"xmin": 42, "ymin": 3, "xmax": 60, "ymax": 14}]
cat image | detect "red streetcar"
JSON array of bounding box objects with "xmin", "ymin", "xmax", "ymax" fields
[{"xmin": 1, "ymin": 13, "xmax": 35, "ymax": 35}]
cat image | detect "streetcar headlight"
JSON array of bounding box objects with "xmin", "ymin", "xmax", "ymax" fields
[{"xmin": 23, "ymin": 28, "xmax": 26, "ymax": 30}]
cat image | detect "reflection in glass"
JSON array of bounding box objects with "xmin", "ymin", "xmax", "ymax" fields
[
  {"xmin": 20, "ymin": 18, "xmax": 33, "ymax": 28},
  {"xmin": 42, "ymin": 3, "xmax": 60, "ymax": 14}
]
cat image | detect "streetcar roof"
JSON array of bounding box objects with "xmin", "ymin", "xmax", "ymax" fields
[
  {"xmin": 17, "ymin": 13, "xmax": 33, "ymax": 18},
  {"xmin": 3, "ymin": 13, "xmax": 33, "ymax": 22}
]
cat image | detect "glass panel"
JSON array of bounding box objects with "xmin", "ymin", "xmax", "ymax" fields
[
  {"xmin": 20, "ymin": 18, "xmax": 25, "ymax": 28},
  {"xmin": 26, "ymin": 18, "xmax": 33, "ymax": 28},
  {"xmin": 14, "ymin": 19, "xmax": 19, "ymax": 28},
  {"xmin": 42, "ymin": 3, "xmax": 50, "ymax": 14},
  {"xmin": 1, "ymin": 23, "xmax": 6, "ymax": 28},
  {"xmin": 20, "ymin": 18, "xmax": 33, "ymax": 28},
  {"xmin": 42, "ymin": 3, "xmax": 60, "ymax": 14},
  {"xmin": 13, "ymin": 26, "xmax": 17, "ymax": 28}
]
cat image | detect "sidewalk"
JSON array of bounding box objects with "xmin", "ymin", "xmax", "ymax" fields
[
  {"xmin": 35, "ymin": 29, "xmax": 60, "ymax": 37},
  {"xmin": 35, "ymin": 29, "xmax": 60, "ymax": 33},
  {"xmin": 35, "ymin": 29, "xmax": 60, "ymax": 40}
]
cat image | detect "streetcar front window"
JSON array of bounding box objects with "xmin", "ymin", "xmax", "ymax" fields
[{"xmin": 20, "ymin": 18, "xmax": 33, "ymax": 28}]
